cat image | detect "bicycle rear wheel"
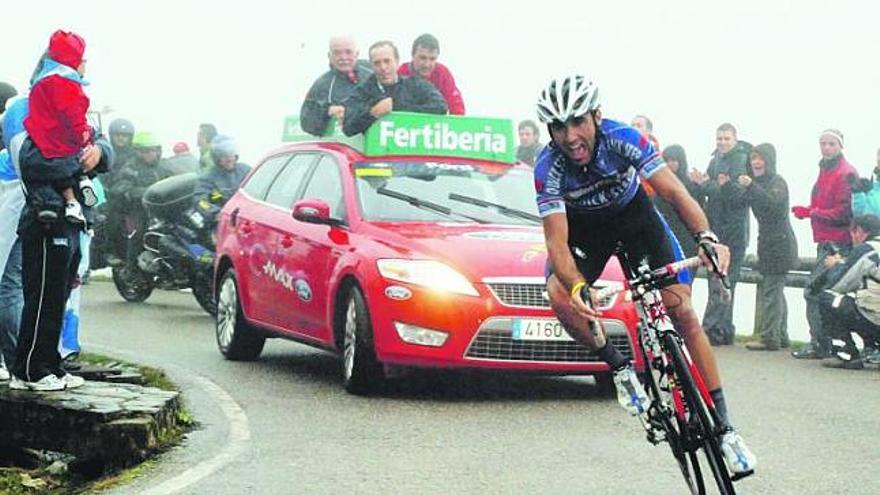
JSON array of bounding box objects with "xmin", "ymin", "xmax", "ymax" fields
[{"xmin": 664, "ymin": 333, "xmax": 736, "ymax": 495}]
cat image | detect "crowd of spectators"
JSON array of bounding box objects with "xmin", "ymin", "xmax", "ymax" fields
[
  {"xmin": 624, "ymin": 118, "xmax": 879, "ymax": 368},
  {"xmin": 0, "ymin": 31, "xmax": 251, "ymax": 389},
  {"xmin": 3, "ymin": 28, "xmax": 878, "ymax": 388}
]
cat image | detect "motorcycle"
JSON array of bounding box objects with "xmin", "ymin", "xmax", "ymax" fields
[{"xmin": 111, "ymin": 172, "xmax": 217, "ymax": 316}]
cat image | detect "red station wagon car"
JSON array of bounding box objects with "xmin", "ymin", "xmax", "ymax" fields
[{"xmin": 213, "ymin": 114, "xmax": 642, "ymax": 394}]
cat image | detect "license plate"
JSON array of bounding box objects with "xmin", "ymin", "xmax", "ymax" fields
[{"xmin": 512, "ymin": 318, "xmax": 573, "ymax": 341}]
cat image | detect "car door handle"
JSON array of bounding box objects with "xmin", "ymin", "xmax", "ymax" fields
[{"xmin": 280, "ymin": 235, "xmax": 294, "ymax": 249}]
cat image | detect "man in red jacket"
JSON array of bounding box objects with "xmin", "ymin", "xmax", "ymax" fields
[
  {"xmin": 398, "ymin": 33, "xmax": 465, "ymax": 115},
  {"xmin": 791, "ymin": 128, "xmax": 858, "ymax": 359}
]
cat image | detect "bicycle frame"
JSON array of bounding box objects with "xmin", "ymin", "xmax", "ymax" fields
[
  {"xmin": 596, "ymin": 254, "xmax": 736, "ymax": 494},
  {"xmin": 630, "ymin": 275, "xmax": 718, "ymax": 427}
]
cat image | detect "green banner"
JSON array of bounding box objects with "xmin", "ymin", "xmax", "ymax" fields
[
  {"xmin": 282, "ymin": 114, "xmax": 308, "ymax": 142},
  {"xmin": 364, "ymin": 112, "xmax": 515, "ymax": 163}
]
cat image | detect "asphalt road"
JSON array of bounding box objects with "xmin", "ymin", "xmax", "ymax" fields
[{"xmin": 79, "ymin": 281, "xmax": 879, "ymax": 495}]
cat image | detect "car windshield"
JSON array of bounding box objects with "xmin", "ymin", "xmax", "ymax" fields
[{"xmin": 353, "ymin": 161, "xmax": 540, "ymax": 225}]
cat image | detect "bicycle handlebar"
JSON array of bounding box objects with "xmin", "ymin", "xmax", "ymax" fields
[{"xmin": 592, "ymin": 256, "xmax": 719, "ymax": 300}]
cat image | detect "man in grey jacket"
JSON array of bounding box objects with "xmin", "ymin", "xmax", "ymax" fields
[
  {"xmin": 342, "ymin": 41, "xmax": 447, "ymax": 137},
  {"xmin": 818, "ymin": 214, "xmax": 880, "ymax": 368},
  {"xmin": 300, "ymin": 36, "xmax": 373, "ymax": 137},
  {"xmin": 689, "ymin": 123, "xmax": 751, "ymax": 345}
]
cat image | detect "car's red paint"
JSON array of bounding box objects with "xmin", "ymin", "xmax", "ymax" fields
[{"xmin": 214, "ymin": 141, "xmax": 643, "ymax": 377}]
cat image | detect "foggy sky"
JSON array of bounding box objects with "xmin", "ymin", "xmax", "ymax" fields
[{"xmin": 4, "ymin": 0, "xmax": 879, "ymax": 255}]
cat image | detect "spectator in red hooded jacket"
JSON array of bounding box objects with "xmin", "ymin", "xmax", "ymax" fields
[
  {"xmin": 398, "ymin": 33, "xmax": 465, "ymax": 115},
  {"xmin": 22, "ymin": 30, "xmax": 97, "ymax": 225},
  {"xmin": 791, "ymin": 128, "xmax": 858, "ymax": 359}
]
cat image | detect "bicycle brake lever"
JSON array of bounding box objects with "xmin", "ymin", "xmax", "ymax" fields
[{"xmin": 700, "ymin": 241, "xmax": 732, "ymax": 293}]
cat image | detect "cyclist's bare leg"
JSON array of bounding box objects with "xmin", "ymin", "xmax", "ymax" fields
[
  {"xmin": 663, "ymin": 282, "xmax": 721, "ymax": 391},
  {"xmin": 547, "ymin": 274, "xmax": 606, "ymax": 349}
]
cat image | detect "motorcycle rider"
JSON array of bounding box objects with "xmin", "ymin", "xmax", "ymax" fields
[
  {"xmin": 105, "ymin": 118, "xmax": 135, "ymax": 188},
  {"xmin": 94, "ymin": 118, "xmax": 135, "ymax": 268},
  {"xmin": 193, "ymin": 135, "xmax": 250, "ymax": 223},
  {"xmin": 108, "ymin": 131, "xmax": 172, "ymax": 264}
]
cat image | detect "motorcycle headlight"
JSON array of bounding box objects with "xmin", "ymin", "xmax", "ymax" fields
[{"xmin": 377, "ymin": 260, "xmax": 478, "ymax": 297}]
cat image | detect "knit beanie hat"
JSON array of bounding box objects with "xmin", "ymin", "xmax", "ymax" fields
[
  {"xmin": 48, "ymin": 30, "xmax": 86, "ymax": 69},
  {"xmin": 820, "ymin": 128, "xmax": 844, "ymax": 147}
]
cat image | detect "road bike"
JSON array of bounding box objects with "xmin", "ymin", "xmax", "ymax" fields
[{"xmin": 592, "ymin": 250, "xmax": 752, "ymax": 494}]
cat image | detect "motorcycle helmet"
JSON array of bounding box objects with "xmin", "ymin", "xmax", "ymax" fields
[
  {"xmin": 109, "ymin": 118, "xmax": 135, "ymax": 136},
  {"xmin": 132, "ymin": 131, "xmax": 162, "ymax": 149}
]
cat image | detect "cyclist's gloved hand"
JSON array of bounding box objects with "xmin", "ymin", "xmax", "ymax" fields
[{"xmin": 694, "ymin": 230, "xmax": 730, "ymax": 276}]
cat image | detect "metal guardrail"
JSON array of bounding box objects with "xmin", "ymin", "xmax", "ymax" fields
[{"xmin": 694, "ymin": 254, "xmax": 816, "ymax": 288}]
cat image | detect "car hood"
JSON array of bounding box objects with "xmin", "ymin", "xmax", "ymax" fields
[{"xmin": 362, "ymin": 222, "xmax": 552, "ymax": 280}]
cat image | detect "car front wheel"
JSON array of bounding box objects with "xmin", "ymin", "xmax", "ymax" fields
[
  {"xmin": 342, "ymin": 287, "xmax": 383, "ymax": 394},
  {"xmin": 216, "ymin": 269, "xmax": 265, "ymax": 361}
]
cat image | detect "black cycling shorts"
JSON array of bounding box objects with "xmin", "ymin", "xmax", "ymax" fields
[{"xmin": 546, "ymin": 187, "xmax": 692, "ymax": 285}]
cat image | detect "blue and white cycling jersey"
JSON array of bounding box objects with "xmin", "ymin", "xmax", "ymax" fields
[{"xmin": 533, "ymin": 119, "xmax": 665, "ymax": 217}]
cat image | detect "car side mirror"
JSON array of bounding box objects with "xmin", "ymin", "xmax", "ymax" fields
[{"xmin": 292, "ymin": 199, "xmax": 342, "ymax": 226}]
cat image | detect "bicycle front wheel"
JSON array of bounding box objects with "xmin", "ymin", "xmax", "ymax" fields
[{"xmin": 664, "ymin": 333, "xmax": 736, "ymax": 495}]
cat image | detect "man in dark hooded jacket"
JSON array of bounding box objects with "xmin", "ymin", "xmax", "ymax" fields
[
  {"xmin": 690, "ymin": 122, "xmax": 751, "ymax": 345},
  {"xmin": 740, "ymin": 143, "xmax": 798, "ymax": 350},
  {"xmin": 300, "ymin": 36, "xmax": 373, "ymax": 137},
  {"xmin": 658, "ymin": 144, "xmax": 704, "ymax": 258},
  {"xmin": 342, "ymin": 41, "xmax": 447, "ymax": 137}
]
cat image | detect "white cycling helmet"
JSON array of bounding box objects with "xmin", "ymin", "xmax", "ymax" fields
[{"xmin": 536, "ymin": 75, "xmax": 600, "ymax": 124}]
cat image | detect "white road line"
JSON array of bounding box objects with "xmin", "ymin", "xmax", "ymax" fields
[{"xmin": 87, "ymin": 344, "xmax": 250, "ymax": 494}]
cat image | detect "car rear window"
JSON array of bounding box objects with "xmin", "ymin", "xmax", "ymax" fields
[
  {"xmin": 264, "ymin": 154, "xmax": 317, "ymax": 209},
  {"xmin": 242, "ymin": 154, "xmax": 290, "ymax": 200}
]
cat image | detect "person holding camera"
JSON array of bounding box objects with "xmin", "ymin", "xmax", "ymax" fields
[{"xmin": 814, "ymin": 215, "xmax": 880, "ymax": 369}]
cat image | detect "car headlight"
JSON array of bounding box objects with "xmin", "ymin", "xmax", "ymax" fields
[{"xmin": 377, "ymin": 259, "xmax": 479, "ymax": 297}]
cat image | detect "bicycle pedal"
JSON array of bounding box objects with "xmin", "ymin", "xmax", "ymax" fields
[{"xmin": 731, "ymin": 469, "xmax": 754, "ymax": 482}]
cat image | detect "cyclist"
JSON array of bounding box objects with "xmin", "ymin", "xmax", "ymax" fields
[{"xmin": 533, "ymin": 75, "xmax": 756, "ymax": 475}]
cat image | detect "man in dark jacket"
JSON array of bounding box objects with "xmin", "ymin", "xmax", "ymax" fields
[
  {"xmin": 791, "ymin": 128, "xmax": 858, "ymax": 359},
  {"xmin": 108, "ymin": 131, "xmax": 172, "ymax": 264},
  {"xmin": 10, "ymin": 129, "xmax": 112, "ymax": 391},
  {"xmin": 740, "ymin": 143, "xmax": 798, "ymax": 350},
  {"xmin": 659, "ymin": 144, "xmax": 704, "ymax": 259},
  {"xmin": 342, "ymin": 40, "xmax": 447, "ymax": 137},
  {"xmin": 193, "ymin": 135, "xmax": 250, "ymax": 222},
  {"xmin": 689, "ymin": 123, "xmax": 751, "ymax": 345},
  {"xmin": 105, "ymin": 118, "xmax": 135, "ymax": 187},
  {"xmin": 300, "ymin": 36, "xmax": 373, "ymax": 137}
]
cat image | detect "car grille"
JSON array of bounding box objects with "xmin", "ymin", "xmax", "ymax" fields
[
  {"xmin": 485, "ymin": 280, "xmax": 618, "ymax": 309},
  {"xmin": 465, "ymin": 319, "xmax": 634, "ymax": 363},
  {"xmin": 487, "ymin": 282, "xmax": 549, "ymax": 308}
]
